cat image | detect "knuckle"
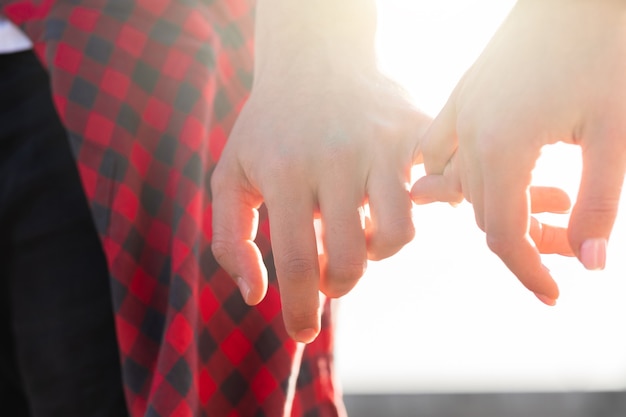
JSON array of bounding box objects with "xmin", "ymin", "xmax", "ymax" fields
[
  {"xmin": 466, "ymin": 122, "xmax": 507, "ymax": 163},
  {"xmin": 265, "ymin": 155, "xmax": 295, "ymax": 176},
  {"xmin": 327, "ymin": 259, "xmax": 367, "ymax": 282},
  {"xmin": 485, "ymin": 233, "xmax": 518, "ymax": 259},
  {"xmin": 375, "ymin": 216, "xmax": 416, "ymax": 248},
  {"xmin": 322, "ymin": 282, "xmax": 358, "ymax": 299},
  {"xmin": 323, "ymin": 260, "xmax": 366, "ymax": 298},
  {"xmin": 280, "ymin": 256, "xmax": 318, "ymax": 277},
  {"xmin": 368, "ymin": 218, "xmax": 415, "ymax": 261},
  {"xmin": 259, "ymin": 157, "xmax": 305, "ymax": 193},
  {"xmin": 211, "ymin": 238, "xmax": 233, "ymax": 266},
  {"xmin": 578, "ymin": 197, "xmax": 620, "ymax": 218},
  {"xmin": 320, "ymin": 138, "xmax": 360, "ymax": 167},
  {"xmin": 570, "ymin": 197, "xmax": 620, "ymax": 238},
  {"xmin": 374, "ymin": 119, "xmax": 405, "ymax": 142}
]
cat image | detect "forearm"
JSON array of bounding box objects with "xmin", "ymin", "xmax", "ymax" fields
[{"xmin": 254, "ymin": 0, "xmax": 378, "ymax": 79}]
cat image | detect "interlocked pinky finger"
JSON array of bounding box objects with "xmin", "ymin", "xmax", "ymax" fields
[{"xmin": 411, "ymin": 155, "xmax": 463, "ymax": 205}]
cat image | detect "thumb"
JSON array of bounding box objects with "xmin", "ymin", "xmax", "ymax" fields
[
  {"xmin": 210, "ymin": 163, "xmax": 268, "ymax": 304},
  {"xmin": 568, "ymin": 128, "xmax": 626, "ymax": 270}
]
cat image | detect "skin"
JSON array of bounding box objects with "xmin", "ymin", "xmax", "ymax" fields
[
  {"xmin": 211, "ymin": 0, "xmax": 430, "ymax": 343},
  {"xmin": 412, "ymin": 0, "xmax": 626, "ymax": 305}
]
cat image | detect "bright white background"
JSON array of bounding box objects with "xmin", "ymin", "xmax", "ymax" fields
[{"xmin": 336, "ymin": 0, "xmax": 626, "ymax": 394}]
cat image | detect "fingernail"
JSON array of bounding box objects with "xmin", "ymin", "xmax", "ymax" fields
[
  {"xmin": 534, "ymin": 292, "xmax": 557, "ymax": 306},
  {"xmin": 235, "ymin": 276, "xmax": 251, "ymax": 303},
  {"xmin": 580, "ymin": 238, "xmax": 607, "ymax": 271},
  {"xmin": 294, "ymin": 328, "xmax": 318, "ymax": 344}
]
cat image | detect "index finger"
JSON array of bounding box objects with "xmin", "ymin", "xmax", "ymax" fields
[{"xmin": 482, "ymin": 148, "xmax": 559, "ymax": 305}]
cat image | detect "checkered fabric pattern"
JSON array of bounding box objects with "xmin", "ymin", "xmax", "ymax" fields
[{"xmin": 2, "ymin": 1, "xmax": 344, "ymax": 416}]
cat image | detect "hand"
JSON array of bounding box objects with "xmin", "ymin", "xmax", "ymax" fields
[
  {"xmin": 411, "ymin": 0, "xmax": 626, "ymax": 304},
  {"xmin": 211, "ymin": 52, "xmax": 429, "ymax": 342}
]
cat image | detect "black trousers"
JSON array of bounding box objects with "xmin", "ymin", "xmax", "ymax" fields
[{"xmin": 0, "ymin": 51, "xmax": 128, "ymax": 417}]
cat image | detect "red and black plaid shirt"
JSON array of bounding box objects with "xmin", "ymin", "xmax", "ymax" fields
[{"xmin": 1, "ymin": 1, "xmax": 343, "ymax": 416}]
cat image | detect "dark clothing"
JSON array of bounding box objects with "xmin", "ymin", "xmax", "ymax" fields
[{"xmin": 0, "ymin": 50, "xmax": 128, "ymax": 417}]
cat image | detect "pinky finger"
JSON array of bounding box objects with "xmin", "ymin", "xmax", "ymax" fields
[
  {"xmin": 411, "ymin": 174, "xmax": 463, "ymax": 205},
  {"xmin": 411, "ymin": 155, "xmax": 463, "ymax": 205},
  {"xmin": 529, "ymin": 217, "xmax": 574, "ymax": 256}
]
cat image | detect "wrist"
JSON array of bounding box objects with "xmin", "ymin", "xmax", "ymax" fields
[{"xmin": 254, "ymin": 0, "xmax": 378, "ymax": 78}]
